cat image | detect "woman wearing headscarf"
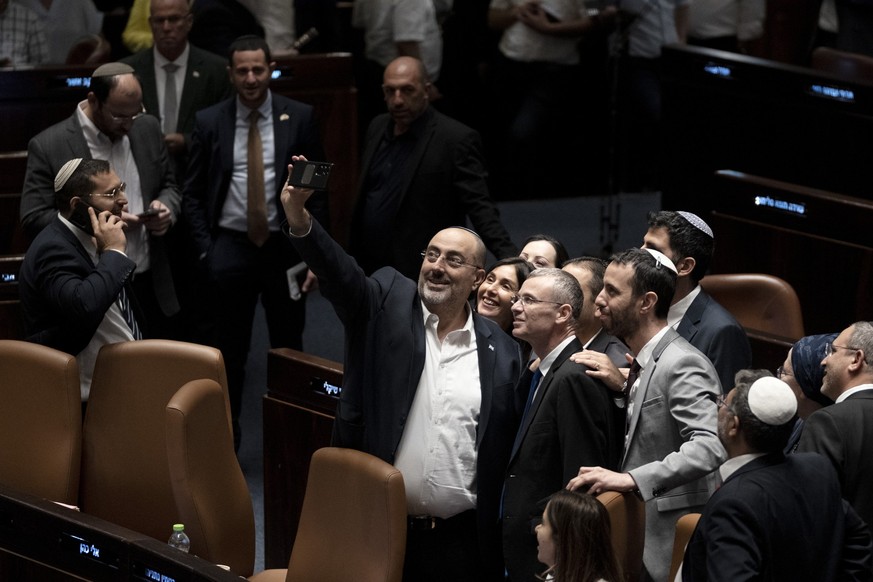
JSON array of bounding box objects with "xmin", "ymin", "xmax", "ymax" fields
[{"xmin": 779, "ymin": 333, "xmax": 837, "ymax": 453}]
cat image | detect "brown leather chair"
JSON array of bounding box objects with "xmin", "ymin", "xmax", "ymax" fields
[
  {"xmin": 0, "ymin": 340, "xmax": 81, "ymax": 504},
  {"xmin": 668, "ymin": 512, "xmax": 702, "ymax": 582},
  {"xmin": 811, "ymin": 46, "xmax": 873, "ymax": 83},
  {"xmin": 80, "ymin": 340, "xmax": 230, "ymax": 544},
  {"xmin": 248, "ymin": 447, "xmax": 406, "ymax": 582},
  {"xmin": 699, "ymin": 273, "xmax": 804, "ymax": 340},
  {"xmin": 165, "ymin": 379, "xmax": 255, "ymax": 576},
  {"xmin": 65, "ymin": 34, "xmax": 111, "ymax": 65},
  {"xmin": 596, "ymin": 490, "xmax": 646, "ymax": 582}
]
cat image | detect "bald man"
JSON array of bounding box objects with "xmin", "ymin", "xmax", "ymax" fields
[{"xmin": 282, "ymin": 159, "xmax": 523, "ymax": 582}]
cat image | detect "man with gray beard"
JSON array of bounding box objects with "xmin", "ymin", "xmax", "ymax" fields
[{"xmin": 280, "ymin": 160, "xmax": 523, "ymax": 582}]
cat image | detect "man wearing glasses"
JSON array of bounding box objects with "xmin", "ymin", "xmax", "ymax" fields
[
  {"xmin": 798, "ymin": 321, "xmax": 873, "ymax": 551},
  {"xmin": 20, "ymin": 159, "xmax": 140, "ymax": 404},
  {"xmin": 501, "ymin": 268, "xmax": 624, "ymax": 582},
  {"xmin": 281, "ymin": 169, "xmax": 522, "ymax": 582},
  {"xmin": 20, "ymin": 61, "xmax": 181, "ymax": 339}
]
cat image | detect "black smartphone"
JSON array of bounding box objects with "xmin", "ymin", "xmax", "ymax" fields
[
  {"xmin": 138, "ymin": 207, "xmax": 160, "ymax": 218},
  {"xmin": 68, "ymin": 201, "xmax": 95, "ymax": 236},
  {"xmin": 289, "ymin": 160, "xmax": 334, "ymax": 190}
]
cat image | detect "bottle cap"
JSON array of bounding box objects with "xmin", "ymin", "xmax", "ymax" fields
[{"xmin": 173, "ymin": 523, "xmax": 185, "ymax": 532}]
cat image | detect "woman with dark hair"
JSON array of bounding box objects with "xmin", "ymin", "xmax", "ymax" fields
[
  {"xmin": 476, "ymin": 256, "xmax": 533, "ymax": 333},
  {"xmin": 520, "ymin": 234, "xmax": 570, "ymax": 269},
  {"xmin": 535, "ymin": 489, "xmax": 622, "ymax": 582}
]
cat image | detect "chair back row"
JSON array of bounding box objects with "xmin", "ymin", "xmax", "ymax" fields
[{"xmin": 0, "ymin": 339, "xmax": 256, "ymax": 577}]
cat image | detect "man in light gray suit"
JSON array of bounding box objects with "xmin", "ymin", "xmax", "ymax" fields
[
  {"xmin": 567, "ymin": 247, "xmax": 726, "ymax": 582},
  {"xmin": 20, "ymin": 62, "xmax": 181, "ymax": 339}
]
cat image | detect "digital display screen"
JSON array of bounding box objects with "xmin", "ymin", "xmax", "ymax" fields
[
  {"xmin": 59, "ymin": 531, "xmax": 121, "ymax": 571},
  {"xmin": 1, "ymin": 273, "xmax": 15, "ymax": 283},
  {"xmin": 753, "ymin": 195, "xmax": 806, "ymax": 216},
  {"xmin": 808, "ymin": 84, "xmax": 855, "ymax": 103},
  {"xmin": 131, "ymin": 562, "xmax": 178, "ymax": 582},
  {"xmin": 310, "ymin": 377, "xmax": 341, "ymax": 397},
  {"xmin": 703, "ymin": 63, "xmax": 732, "ymax": 78}
]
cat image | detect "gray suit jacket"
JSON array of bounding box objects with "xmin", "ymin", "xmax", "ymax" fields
[
  {"xmin": 622, "ymin": 327, "xmax": 726, "ymax": 582},
  {"xmin": 20, "ymin": 112, "xmax": 181, "ymax": 316}
]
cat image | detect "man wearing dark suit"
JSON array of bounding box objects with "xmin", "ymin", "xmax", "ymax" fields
[
  {"xmin": 681, "ymin": 371, "xmax": 872, "ymax": 581},
  {"xmin": 798, "ymin": 321, "xmax": 873, "ymax": 544},
  {"xmin": 20, "ymin": 62, "xmax": 181, "ymax": 339},
  {"xmin": 183, "ymin": 35, "xmax": 327, "ymax": 448},
  {"xmin": 121, "ymin": 0, "xmax": 231, "ymax": 341},
  {"xmin": 350, "ymin": 56, "xmax": 517, "ymax": 281},
  {"xmin": 121, "ymin": 0, "xmax": 231, "ymax": 182},
  {"xmin": 19, "ymin": 159, "xmax": 138, "ymax": 401},
  {"xmin": 502, "ymin": 268, "xmax": 623, "ymax": 582},
  {"xmin": 643, "ymin": 210, "xmax": 751, "ymax": 393},
  {"xmin": 568, "ymin": 248, "xmax": 726, "ymax": 582},
  {"xmin": 563, "ymin": 256, "xmax": 631, "ymax": 370},
  {"xmin": 281, "ymin": 173, "xmax": 522, "ymax": 582}
]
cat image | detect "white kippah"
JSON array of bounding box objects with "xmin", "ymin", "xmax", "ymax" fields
[
  {"xmin": 643, "ymin": 248, "xmax": 678, "ymax": 274},
  {"xmin": 54, "ymin": 158, "xmax": 83, "ymax": 192},
  {"xmin": 747, "ymin": 377, "xmax": 797, "ymax": 426},
  {"xmin": 677, "ymin": 211, "xmax": 714, "ymax": 238}
]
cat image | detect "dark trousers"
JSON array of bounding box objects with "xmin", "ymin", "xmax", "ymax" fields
[
  {"xmin": 403, "ymin": 509, "xmax": 481, "ymax": 582},
  {"xmin": 204, "ymin": 229, "xmax": 307, "ymax": 435},
  {"xmin": 130, "ymin": 269, "xmax": 181, "ymax": 340}
]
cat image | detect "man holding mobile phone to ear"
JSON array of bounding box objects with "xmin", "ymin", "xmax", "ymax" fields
[{"xmin": 19, "ymin": 158, "xmax": 142, "ymax": 406}]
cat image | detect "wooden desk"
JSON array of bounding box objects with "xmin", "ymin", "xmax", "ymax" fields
[{"xmin": 263, "ymin": 348, "xmax": 343, "ymax": 568}]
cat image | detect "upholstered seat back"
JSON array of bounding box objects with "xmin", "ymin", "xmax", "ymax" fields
[
  {"xmin": 0, "ymin": 340, "xmax": 81, "ymax": 504},
  {"xmin": 700, "ymin": 273, "xmax": 804, "ymax": 340},
  {"xmin": 248, "ymin": 447, "xmax": 406, "ymax": 582},
  {"xmin": 669, "ymin": 512, "xmax": 702, "ymax": 582},
  {"xmin": 165, "ymin": 379, "xmax": 255, "ymax": 576},
  {"xmin": 597, "ymin": 490, "xmax": 646, "ymax": 582},
  {"xmin": 80, "ymin": 340, "xmax": 229, "ymax": 543}
]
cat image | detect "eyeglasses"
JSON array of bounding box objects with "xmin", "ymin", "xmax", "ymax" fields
[
  {"xmin": 105, "ymin": 104, "xmax": 146, "ymax": 123},
  {"xmin": 510, "ymin": 295, "xmax": 565, "ymax": 309},
  {"xmin": 775, "ymin": 366, "xmax": 793, "ymax": 379},
  {"xmin": 148, "ymin": 14, "xmax": 190, "ymax": 26},
  {"xmin": 87, "ymin": 182, "xmax": 126, "ymax": 199},
  {"xmin": 825, "ymin": 342, "xmax": 860, "ymax": 357},
  {"xmin": 420, "ymin": 250, "xmax": 481, "ymax": 270},
  {"xmin": 716, "ymin": 394, "xmax": 733, "ymax": 411}
]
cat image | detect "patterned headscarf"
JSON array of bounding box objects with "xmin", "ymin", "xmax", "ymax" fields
[{"xmin": 791, "ymin": 333, "xmax": 837, "ymax": 407}]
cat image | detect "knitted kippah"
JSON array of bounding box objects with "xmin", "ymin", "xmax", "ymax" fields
[
  {"xmin": 54, "ymin": 158, "xmax": 83, "ymax": 192},
  {"xmin": 677, "ymin": 211, "xmax": 714, "ymax": 238}
]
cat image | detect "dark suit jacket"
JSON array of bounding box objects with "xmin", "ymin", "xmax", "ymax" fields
[
  {"xmin": 502, "ymin": 338, "xmax": 624, "ymax": 582},
  {"xmin": 351, "ymin": 107, "xmax": 517, "ymax": 279},
  {"xmin": 121, "ymin": 44, "xmax": 231, "ymax": 180},
  {"xmin": 797, "ymin": 390, "xmax": 873, "ymax": 534},
  {"xmin": 183, "ymin": 92, "xmax": 328, "ymax": 258},
  {"xmin": 288, "ymin": 217, "xmax": 523, "ymax": 581},
  {"xmin": 19, "ymin": 216, "xmax": 136, "ymax": 356},
  {"xmin": 20, "ymin": 112, "xmax": 181, "ymax": 316},
  {"xmin": 677, "ymin": 289, "xmax": 752, "ymax": 393},
  {"xmin": 682, "ymin": 453, "xmax": 873, "ymax": 581},
  {"xmin": 588, "ymin": 328, "xmax": 632, "ymax": 369}
]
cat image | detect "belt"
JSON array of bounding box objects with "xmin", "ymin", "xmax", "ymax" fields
[{"xmin": 407, "ymin": 509, "xmax": 475, "ymax": 533}]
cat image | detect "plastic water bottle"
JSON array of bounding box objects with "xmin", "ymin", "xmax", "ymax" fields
[{"xmin": 168, "ymin": 523, "xmax": 190, "ymax": 553}]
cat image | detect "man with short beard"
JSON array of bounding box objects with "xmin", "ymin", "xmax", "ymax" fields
[
  {"xmin": 565, "ymin": 247, "xmax": 725, "ymax": 582},
  {"xmin": 281, "ymin": 163, "xmax": 523, "ymax": 582}
]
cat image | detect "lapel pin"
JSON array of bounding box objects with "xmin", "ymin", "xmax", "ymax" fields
[
  {"xmin": 280, "ymin": 113, "xmax": 290, "ymax": 121},
  {"xmin": 192, "ymin": 70, "xmax": 200, "ymax": 78}
]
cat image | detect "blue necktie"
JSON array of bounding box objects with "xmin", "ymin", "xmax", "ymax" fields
[
  {"xmin": 520, "ymin": 367, "xmax": 543, "ymax": 425},
  {"xmin": 118, "ymin": 285, "xmax": 142, "ymax": 340}
]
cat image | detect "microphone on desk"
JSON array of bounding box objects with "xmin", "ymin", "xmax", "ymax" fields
[{"xmin": 293, "ymin": 28, "xmax": 319, "ymax": 52}]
